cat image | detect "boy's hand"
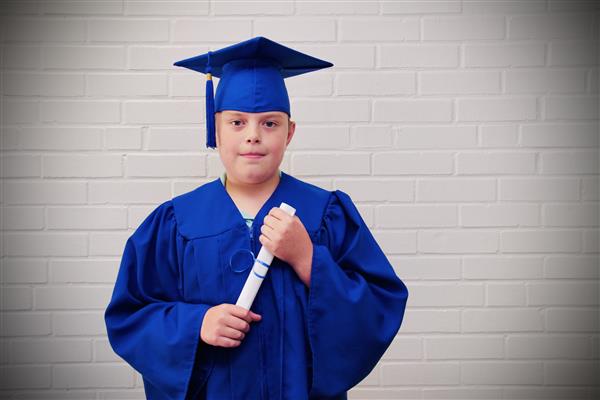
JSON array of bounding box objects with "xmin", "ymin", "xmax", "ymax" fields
[
  {"xmin": 259, "ymin": 207, "xmax": 313, "ymax": 287},
  {"xmin": 200, "ymin": 304, "xmax": 261, "ymax": 348}
]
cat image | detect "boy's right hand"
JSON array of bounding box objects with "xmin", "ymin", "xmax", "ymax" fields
[{"xmin": 200, "ymin": 304, "xmax": 262, "ymax": 348}]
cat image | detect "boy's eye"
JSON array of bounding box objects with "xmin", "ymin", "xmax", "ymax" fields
[
  {"xmin": 231, "ymin": 120, "xmax": 242, "ymax": 126},
  {"xmin": 265, "ymin": 121, "xmax": 277, "ymax": 128}
]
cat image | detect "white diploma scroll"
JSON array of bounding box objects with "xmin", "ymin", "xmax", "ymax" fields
[{"xmin": 236, "ymin": 202, "xmax": 296, "ymax": 310}]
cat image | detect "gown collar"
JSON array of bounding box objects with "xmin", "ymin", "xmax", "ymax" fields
[{"xmin": 172, "ymin": 170, "xmax": 291, "ymax": 239}]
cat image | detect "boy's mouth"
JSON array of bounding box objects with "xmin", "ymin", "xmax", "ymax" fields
[{"xmin": 240, "ymin": 152, "xmax": 265, "ymax": 159}]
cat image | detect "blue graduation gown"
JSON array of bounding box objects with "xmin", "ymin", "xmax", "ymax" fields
[{"xmin": 104, "ymin": 171, "xmax": 408, "ymax": 400}]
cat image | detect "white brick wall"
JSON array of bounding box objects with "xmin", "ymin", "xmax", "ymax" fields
[{"xmin": 1, "ymin": 1, "xmax": 598, "ymax": 399}]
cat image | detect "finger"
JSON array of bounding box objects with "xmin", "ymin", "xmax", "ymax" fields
[
  {"xmin": 269, "ymin": 207, "xmax": 290, "ymax": 221},
  {"xmin": 225, "ymin": 314, "xmax": 251, "ymax": 331},
  {"xmin": 217, "ymin": 337, "xmax": 241, "ymax": 348},
  {"xmin": 219, "ymin": 326, "xmax": 246, "ymax": 340}
]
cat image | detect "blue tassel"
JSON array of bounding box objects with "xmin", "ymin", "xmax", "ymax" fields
[
  {"xmin": 205, "ymin": 74, "xmax": 216, "ymax": 148},
  {"xmin": 205, "ymin": 51, "xmax": 216, "ymax": 149}
]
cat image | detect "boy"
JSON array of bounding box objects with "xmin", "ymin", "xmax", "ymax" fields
[{"xmin": 104, "ymin": 36, "xmax": 408, "ymax": 400}]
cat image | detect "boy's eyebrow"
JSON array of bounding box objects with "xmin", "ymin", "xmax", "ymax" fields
[{"xmin": 224, "ymin": 111, "xmax": 285, "ymax": 119}]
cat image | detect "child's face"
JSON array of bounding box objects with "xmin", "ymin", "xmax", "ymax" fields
[{"xmin": 216, "ymin": 110, "xmax": 295, "ymax": 184}]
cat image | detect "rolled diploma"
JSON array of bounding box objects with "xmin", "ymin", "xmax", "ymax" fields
[{"xmin": 236, "ymin": 202, "xmax": 296, "ymax": 310}]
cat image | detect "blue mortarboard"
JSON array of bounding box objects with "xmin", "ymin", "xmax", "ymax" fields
[{"xmin": 173, "ymin": 36, "xmax": 333, "ymax": 148}]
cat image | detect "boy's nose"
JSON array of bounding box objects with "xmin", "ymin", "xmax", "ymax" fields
[{"xmin": 245, "ymin": 126, "xmax": 261, "ymax": 142}]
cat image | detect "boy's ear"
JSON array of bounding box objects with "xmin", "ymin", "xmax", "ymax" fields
[{"xmin": 286, "ymin": 119, "xmax": 296, "ymax": 146}]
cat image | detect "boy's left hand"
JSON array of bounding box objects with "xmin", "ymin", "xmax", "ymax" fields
[{"xmin": 259, "ymin": 207, "xmax": 313, "ymax": 287}]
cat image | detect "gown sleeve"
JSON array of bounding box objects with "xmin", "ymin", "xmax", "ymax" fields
[
  {"xmin": 104, "ymin": 200, "xmax": 213, "ymax": 400},
  {"xmin": 307, "ymin": 190, "xmax": 409, "ymax": 398}
]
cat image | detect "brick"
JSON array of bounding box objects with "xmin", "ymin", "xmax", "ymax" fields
[
  {"xmin": 390, "ymin": 257, "xmax": 461, "ymax": 280},
  {"xmin": 19, "ymin": 127, "xmax": 103, "ymax": 150},
  {"xmin": 292, "ymin": 153, "xmax": 370, "ymax": 176},
  {"xmin": 487, "ymin": 283, "xmax": 526, "ymax": 306},
  {"xmin": 3, "ymin": 211, "xmax": 38, "ymax": 238},
  {"xmin": 1, "ymin": 287, "xmax": 33, "ymax": 310},
  {"xmin": 545, "ymin": 95, "xmax": 598, "ymax": 120},
  {"xmin": 296, "ymin": 44, "xmax": 376, "ymax": 68},
  {"xmin": 540, "ymin": 151, "xmax": 599, "ymax": 174},
  {"xmin": 53, "ymin": 312, "xmax": 107, "ymax": 336},
  {"xmin": 43, "ymin": 154, "xmax": 122, "ymax": 178},
  {"xmin": 423, "ymin": 388, "xmax": 504, "ymax": 399},
  {"xmin": 550, "ymin": 40, "xmax": 598, "ymax": 66},
  {"xmin": 409, "ymin": 283, "xmax": 484, "ymax": 307},
  {"xmin": 256, "ymin": 18, "xmax": 336, "ymax": 42},
  {"xmin": 506, "ymin": 335, "xmax": 591, "ymax": 359},
  {"xmin": 395, "ymin": 310, "xmax": 460, "ymax": 333},
  {"xmin": 174, "ymin": 20, "xmax": 250, "ymax": 42},
  {"xmin": 89, "ymin": 180, "xmax": 171, "ymax": 204},
  {"xmin": 89, "ymin": 232, "xmax": 130, "ymax": 256},
  {"xmin": 125, "ymin": 1, "xmax": 209, "ymax": 15},
  {"xmin": 374, "ymin": 153, "xmax": 453, "ymax": 175},
  {"xmin": 462, "ymin": 362, "xmax": 543, "ymax": 384},
  {"xmin": 3, "ymin": 72, "xmax": 85, "ymax": 96},
  {"xmin": 509, "ymin": 14, "xmax": 594, "ymax": 40},
  {"xmin": 420, "ymin": 70, "xmax": 501, "ymax": 94},
  {"xmin": 418, "ymin": 179, "xmax": 496, "ymax": 202},
  {"xmin": 376, "ymin": 205, "xmax": 457, "ymax": 228},
  {"xmin": 395, "ymin": 126, "xmax": 477, "ymax": 149},
  {"xmin": 106, "ymin": 127, "xmax": 143, "ymax": 150},
  {"xmin": 12, "ymin": 339, "xmax": 92, "ymax": 363},
  {"xmin": 337, "ymin": 72, "xmax": 415, "ymax": 96},
  {"xmin": 54, "ymin": 364, "xmax": 133, "ymax": 388},
  {"xmin": 465, "ymin": 43, "xmax": 545, "ymax": 67},
  {"xmin": 47, "ymin": 206, "xmax": 127, "ymax": 230},
  {"xmin": 41, "ymin": 101, "xmax": 120, "ymax": 123},
  {"xmin": 95, "ymin": 339, "xmax": 122, "ymax": 362},
  {"xmin": 423, "ymin": 16, "xmax": 504, "ymax": 40},
  {"xmin": 457, "ymin": 97, "xmax": 536, "ymax": 122},
  {"xmin": 461, "ymin": 204, "xmax": 540, "ymax": 227},
  {"xmin": 0, "ymin": 366, "xmax": 51, "ymax": 389},
  {"xmin": 1, "ymin": 312, "xmax": 52, "ymax": 336},
  {"xmin": 544, "ymin": 361, "xmax": 599, "ymax": 385},
  {"xmin": 506, "ymin": 69, "xmax": 586, "ymax": 93},
  {"xmin": 374, "ymin": 99, "xmax": 453, "ymax": 122},
  {"xmin": 214, "ymin": 0, "xmax": 292, "ymax": 15},
  {"xmin": 463, "ymin": 309, "xmax": 543, "ymax": 332},
  {"xmin": 582, "ymin": 177, "xmax": 599, "ymax": 200},
  {"xmin": 382, "ymin": 1, "xmax": 460, "ymax": 14},
  {"xmin": 2, "ymin": 100, "xmax": 39, "ymax": 124},
  {"xmin": 87, "ymin": 73, "xmax": 168, "ymax": 96},
  {"xmin": 4, "ymin": 233, "xmax": 87, "ymax": 257},
  {"xmin": 298, "ymin": 1, "xmax": 378, "ymax": 15},
  {"xmin": 1, "ymin": 259, "xmax": 47, "ymax": 284},
  {"xmin": 334, "ymin": 179, "xmax": 414, "ymax": 202},
  {"xmin": 499, "ymin": 178, "xmax": 579, "ymax": 201},
  {"xmin": 457, "ymin": 152, "xmax": 536, "ymax": 175},
  {"xmin": 146, "ymin": 127, "xmax": 203, "ymax": 151},
  {"xmin": 51, "ymin": 260, "xmax": 119, "ymax": 283},
  {"xmin": 381, "ymin": 337, "xmax": 422, "ymax": 360},
  {"xmin": 463, "ymin": 256, "xmax": 543, "ymax": 280},
  {"xmin": 543, "ymin": 204, "xmax": 599, "ymax": 227},
  {"xmin": 418, "ymin": 230, "xmax": 498, "ymax": 254},
  {"xmin": 462, "ymin": 1, "xmax": 546, "ymax": 14},
  {"xmin": 2, "ymin": 181, "xmax": 87, "ymax": 205},
  {"xmin": 340, "ymin": 18, "xmax": 420, "ymax": 42},
  {"xmin": 129, "ymin": 45, "xmax": 208, "ymax": 70},
  {"xmin": 546, "ymin": 308, "xmax": 599, "ymax": 332},
  {"xmin": 126, "ymin": 154, "xmax": 206, "ymax": 177},
  {"xmin": 89, "ymin": 19, "xmax": 169, "ymax": 42},
  {"xmin": 293, "ymin": 99, "xmax": 370, "ymax": 122},
  {"xmin": 583, "ymin": 229, "xmax": 598, "ymax": 253},
  {"xmin": 380, "ymin": 44, "xmax": 459, "ymax": 68},
  {"xmin": 43, "ymin": 46, "xmax": 125, "ymax": 69},
  {"xmin": 124, "ymin": 100, "xmax": 202, "ymax": 124},
  {"xmin": 1, "ymin": 154, "xmax": 41, "ymax": 178},
  {"xmin": 35, "ymin": 287, "xmax": 112, "ymax": 310},
  {"xmin": 544, "ymin": 256, "xmax": 600, "ymax": 279},
  {"xmin": 2, "ymin": 44, "xmax": 42, "ymax": 69},
  {"xmin": 2, "ymin": 18, "xmax": 85, "ymax": 42},
  {"xmin": 501, "ymin": 230, "xmax": 581, "ymax": 253},
  {"xmin": 350, "ymin": 126, "xmax": 393, "ymax": 149},
  {"xmin": 425, "ymin": 336, "xmax": 504, "ymax": 359},
  {"xmin": 480, "ymin": 124, "xmax": 519, "ymax": 147},
  {"xmin": 381, "ymin": 362, "xmax": 460, "ymax": 385},
  {"xmin": 528, "ymin": 282, "xmax": 599, "ymax": 306},
  {"xmin": 373, "ymin": 231, "xmax": 417, "ymax": 254},
  {"xmin": 521, "ymin": 123, "xmax": 599, "ymax": 148},
  {"xmin": 42, "ymin": 1, "xmax": 123, "ymax": 14}
]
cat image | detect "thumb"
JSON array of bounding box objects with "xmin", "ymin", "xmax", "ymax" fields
[{"xmin": 250, "ymin": 311, "xmax": 262, "ymax": 321}]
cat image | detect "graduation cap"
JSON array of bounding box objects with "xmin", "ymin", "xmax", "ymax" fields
[{"xmin": 173, "ymin": 36, "xmax": 334, "ymax": 148}]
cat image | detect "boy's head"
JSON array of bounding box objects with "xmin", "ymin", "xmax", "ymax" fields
[
  {"xmin": 173, "ymin": 36, "xmax": 332, "ymax": 149},
  {"xmin": 215, "ymin": 110, "xmax": 296, "ymax": 184}
]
